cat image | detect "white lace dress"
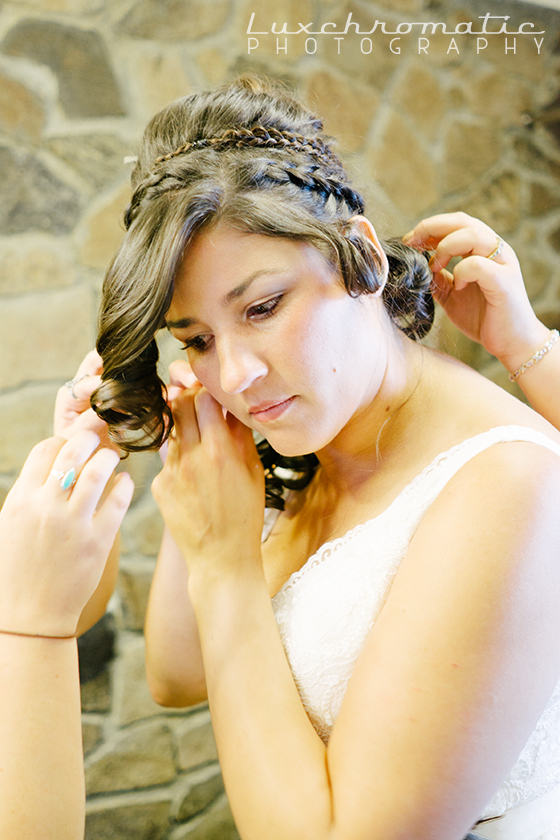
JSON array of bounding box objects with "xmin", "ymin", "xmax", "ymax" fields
[{"xmin": 269, "ymin": 426, "xmax": 560, "ymax": 838}]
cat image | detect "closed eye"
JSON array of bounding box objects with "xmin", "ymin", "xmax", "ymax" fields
[{"xmin": 247, "ymin": 294, "xmax": 284, "ymax": 320}]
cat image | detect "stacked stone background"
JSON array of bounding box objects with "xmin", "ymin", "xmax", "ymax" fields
[{"xmin": 0, "ymin": 0, "xmax": 559, "ymax": 837}]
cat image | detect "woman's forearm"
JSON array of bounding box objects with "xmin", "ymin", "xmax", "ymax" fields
[
  {"xmin": 189, "ymin": 567, "xmax": 332, "ymax": 840},
  {"xmin": 0, "ymin": 635, "xmax": 84, "ymax": 840},
  {"xmin": 145, "ymin": 528, "xmax": 207, "ymax": 707},
  {"xmin": 76, "ymin": 533, "xmax": 120, "ymax": 636}
]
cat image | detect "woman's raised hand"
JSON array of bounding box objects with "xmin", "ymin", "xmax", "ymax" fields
[
  {"xmin": 0, "ymin": 430, "xmax": 134, "ymax": 638},
  {"xmin": 152, "ymin": 385, "xmax": 265, "ymax": 585},
  {"xmin": 167, "ymin": 358, "xmax": 200, "ymax": 400},
  {"xmin": 158, "ymin": 359, "xmax": 201, "ymax": 464},
  {"xmin": 403, "ymin": 212, "xmax": 550, "ymax": 373}
]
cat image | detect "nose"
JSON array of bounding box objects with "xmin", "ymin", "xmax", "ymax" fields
[{"xmin": 217, "ymin": 337, "xmax": 268, "ymax": 395}]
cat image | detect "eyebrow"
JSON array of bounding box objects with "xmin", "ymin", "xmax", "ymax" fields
[{"xmin": 165, "ymin": 268, "xmax": 286, "ymax": 330}]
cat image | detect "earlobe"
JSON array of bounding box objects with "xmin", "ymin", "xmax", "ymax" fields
[{"xmin": 346, "ymin": 215, "xmax": 389, "ymax": 296}]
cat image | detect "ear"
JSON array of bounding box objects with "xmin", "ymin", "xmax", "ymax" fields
[{"xmin": 346, "ymin": 215, "xmax": 389, "ymax": 295}]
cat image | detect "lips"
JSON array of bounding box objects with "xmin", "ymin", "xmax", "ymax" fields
[{"xmin": 248, "ymin": 396, "xmax": 295, "ymax": 422}]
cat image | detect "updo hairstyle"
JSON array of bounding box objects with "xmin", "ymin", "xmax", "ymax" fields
[{"xmin": 93, "ymin": 76, "xmax": 433, "ymax": 508}]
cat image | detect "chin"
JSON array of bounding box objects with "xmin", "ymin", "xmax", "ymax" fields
[
  {"xmin": 259, "ymin": 429, "xmax": 328, "ymax": 459},
  {"xmin": 268, "ymin": 442, "xmax": 316, "ymax": 458}
]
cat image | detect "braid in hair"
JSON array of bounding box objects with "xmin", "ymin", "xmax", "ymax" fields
[
  {"xmin": 124, "ymin": 125, "xmax": 358, "ymax": 230},
  {"xmin": 154, "ymin": 125, "xmax": 345, "ymax": 171},
  {"xmin": 258, "ymin": 158, "xmax": 364, "ymax": 215}
]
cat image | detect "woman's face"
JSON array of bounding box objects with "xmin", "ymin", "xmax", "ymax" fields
[{"xmin": 166, "ymin": 224, "xmax": 389, "ymax": 456}]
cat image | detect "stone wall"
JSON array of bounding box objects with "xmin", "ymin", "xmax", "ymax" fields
[{"xmin": 0, "ymin": 1, "xmax": 559, "ymax": 838}]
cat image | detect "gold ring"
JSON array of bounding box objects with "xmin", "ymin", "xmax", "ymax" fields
[{"xmin": 486, "ymin": 236, "xmax": 505, "ymax": 261}]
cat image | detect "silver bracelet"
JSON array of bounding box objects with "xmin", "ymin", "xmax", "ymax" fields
[{"xmin": 508, "ymin": 329, "xmax": 559, "ymax": 383}]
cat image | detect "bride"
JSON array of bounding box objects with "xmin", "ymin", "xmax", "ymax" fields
[{"xmin": 85, "ymin": 77, "xmax": 560, "ymax": 840}]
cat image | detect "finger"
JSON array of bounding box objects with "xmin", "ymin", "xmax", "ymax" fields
[
  {"xmin": 65, "ymin": 406, "xmax": 109, "ymax": 435},
  {"xmin": 196, "ymin": 390, "xmax": 260, "ymax": 470},
  {"xmin": 169, "ymin": 359, "xmax": 200, "ymax": 389},
  {"xmin": 57, "ymin": 350, "xmax": 103, "ymax": 404},
  {"xmin": 93, "ymin": 471, "xmax": 134, "ymax": 542},
  {"xmin": 55, "ymin": 348, "xmax": 110, "ymax": 432},
  {"xmin": 226, "ymin": 411, "xmax": 263, "ymax": 468},
  {"xmin": 166, "ymin": 361, "xmax": 201, "ymax": 407},
  {"xmin": 194, "ymin": 387, "xmax": 228, "ymax": 442},
  {"xmin": 430, "ymin": 228, "xmax": 512, "ymax": 274},
  {"xmin": 430, "ymin": 268, "xmax": 455, "ymax": 306},
  {"xmin": 403, "ymin": 212, "xmax": 486, "ymax": 249},
  {"xmin": 171, "ymin": 387, "xmax": 201, "ymax": 449},
  {"xmin": 54, "ymin": 373, "xmax": 104, "ymax": 440},
  {"xmin": 47, "ymin": 430, "xmax": 101, "ymax": 490},
  {"xmin": 69, "ymin": 373, "xmax": 102, "ymax": 402},
  {"xmin": 74, "ymin": 349, "xmax": 103, "ymax": 378},
  {"xmin": 452, "ymin": 255, "xmax": 511, "ymax": 297},
  {"xmin": 167, "ymin": 384, "xmax": 188, "ymax": 403},
  {"xmin": 69, "ymin": 447, "xmax": 122, "ymax": 519},
  {"xmin": 58, "ymin": 373, "xmax": 102, "ymax": 405},
  {"xmin": 16, "ymin": 437, "xmax": 65, "ymax": 487}
]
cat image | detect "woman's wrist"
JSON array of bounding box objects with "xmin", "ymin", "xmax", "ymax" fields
[
  {"xmin": 187, "ymin": 554, "xmax": 267, "ymax": 618},
  {"xmin": 496, "ymin": 319, "xmax": 553, "ymax": 376},
  {"xmin": 0, "ymin": 607, "xmax": 79, "ymax": 640},
  {"xmin": 0, "ymin": 631, "xmax": 78, "ymax": 662},
  {"xmin": 507, "ymin": 329, "xmax": 559, "ymax": 383}
]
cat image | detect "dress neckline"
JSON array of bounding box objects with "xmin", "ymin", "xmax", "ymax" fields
[{"xmin": 270, "ymin": 425, "xmax": 560, "ymax": 603}]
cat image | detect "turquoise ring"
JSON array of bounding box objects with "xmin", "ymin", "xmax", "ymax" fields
[{"xmin": 50, "ymin": 467, "xmax": 77, "ymax": 490}]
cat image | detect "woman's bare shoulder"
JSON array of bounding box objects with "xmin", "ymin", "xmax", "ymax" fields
[{"xmin": 425, "ymin": 347, "xmax": 560, "ymax": 446}]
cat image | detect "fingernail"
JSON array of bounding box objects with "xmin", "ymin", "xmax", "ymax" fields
[{"xmin": 402, "ymin": 230, "xmax": 416, "ymax": 244}]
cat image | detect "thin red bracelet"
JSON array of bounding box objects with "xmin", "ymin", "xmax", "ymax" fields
[{"xmin": 0, "ymin": 628, "xmax": 77, "ymax": 639}]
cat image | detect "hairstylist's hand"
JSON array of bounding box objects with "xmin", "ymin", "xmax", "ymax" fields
[
  {"xmin": 403, "ymin": 212, "xmax": 550, "ymax": 373},
  {"xmin": 54, "ymin": 350, "xmax": 116, "ymax": 449},
  {"xmin": 0, "ymin": 430, "xmax": 134, "ymax": 638},
  {"xmin": 152, "ymin": 385, "xmax": 265, "ymax": 584}
]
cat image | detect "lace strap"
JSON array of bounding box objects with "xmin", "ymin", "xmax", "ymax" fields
[
  {"xmin": 272, "ymin": 426, "xmax": 560, "ymax": 597},
  {"xmin": 394, "ymin": 425, "xmax": 560, "ymax": 528}
]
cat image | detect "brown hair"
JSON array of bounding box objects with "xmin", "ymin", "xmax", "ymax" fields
[{"xmin": 93, "ymin": 77, "xmax": 433, "ymax": 507}]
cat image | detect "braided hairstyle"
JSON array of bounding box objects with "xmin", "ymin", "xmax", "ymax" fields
[{"xmin": 94, "ymin": 76, "xmax": 433, "ymax": 508}]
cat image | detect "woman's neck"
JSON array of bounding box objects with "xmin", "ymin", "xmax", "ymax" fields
[{"xmin": 314, "ymin": 333, "xmax": 428, "ymax": 494}]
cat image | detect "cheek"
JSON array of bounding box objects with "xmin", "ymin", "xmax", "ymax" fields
[
  {"xmin": 276, "ymin": 305, "xmax": 334, "ymax": 367},
  {"xmin": 288, "ymin": 312, "xmax": 348, "ymax": 385}
]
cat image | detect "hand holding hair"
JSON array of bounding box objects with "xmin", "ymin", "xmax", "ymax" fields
[
  {"xmin": 405, "ymin": 211, "xmax": 560, "ymax": 430},
  {"xmin": 0, "ymin": 429, "xmax": 133, "ymax": 839},
  {"xmin": 403, "ymin": 211, "xmax": 548, "ymax": 371},
  {"xmin": 54, "ymin": 349, "xmax": 116, "ymax": 449}
]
